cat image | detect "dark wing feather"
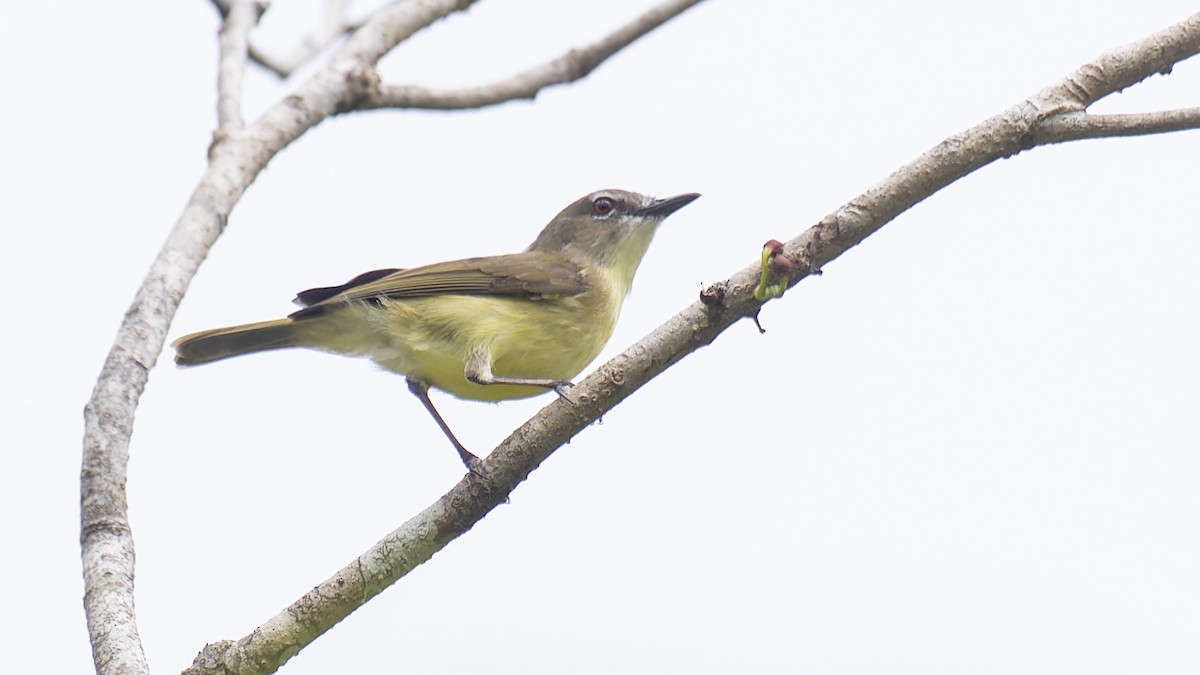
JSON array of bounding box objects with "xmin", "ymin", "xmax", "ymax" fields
[
  {"xmin": 289, "ymin": 254, "xmax": 587, "ymax": 319},
  {"xmin": 294, "ymin": 268, "xmax": 402, "ymax": 307}
]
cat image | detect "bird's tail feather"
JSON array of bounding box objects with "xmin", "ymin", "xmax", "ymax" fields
[{"xmin": 172, "ymin": 318, "xmax": 301, "ymax": 366}]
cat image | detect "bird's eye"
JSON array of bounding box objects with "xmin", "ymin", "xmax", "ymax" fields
[{"xmin": 592, "ymin": 197, "xmax": 615, "ymax": 217}]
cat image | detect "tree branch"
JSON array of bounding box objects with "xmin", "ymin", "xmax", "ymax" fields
[
  {"xmin": 179, "ymin": 9, "xmax": 1200, "ymax": 675},
  {"xmin": 362, "ymin": 0, "xmax": 706, "ymax": 110},
  {"xmin": 81, "ymin": 3, "xmax": 481, "ymax": 674},
  {"xmin": 216, "ymin": 0, "xmax": 260, "ymax": 132},
  {"xmin": 211, "ymin": 0, "xmax": 361, "ymax": 78},
  {"xmin": 1035, "ymin": 107, "xmax": 1200, "ymax": 143},
  {"xmin": 254, "ymin": 0, "xmax": 361, "ymax": 78},
  {"xmin": 78, "ymin": 3, "xmax": 255, "ymax": 672}
]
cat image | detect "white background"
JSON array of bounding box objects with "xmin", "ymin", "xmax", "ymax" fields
[{"xmin": 4, "ymin": 1, "xmax": 1200, "ymax": 673}]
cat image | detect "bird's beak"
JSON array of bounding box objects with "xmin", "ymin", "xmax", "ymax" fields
[{"xmin": 639, "ymin": 193, "xmax": 700, "ymax": 218}]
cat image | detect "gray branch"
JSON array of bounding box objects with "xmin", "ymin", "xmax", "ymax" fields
[
  {"xmin": 81, "ymin": 2, "xmax": 482, "ymax": 674},
  {"xmin": 363, "ymin": 0, "xmax": 707, "ymax": 110},
  {"xmin": 178, "ymin": 10, "xmax": 1200, "ymax": 675},
  {"xmin": 216, "ymin": 0, "xmax": 259, "ymax": 133},
  {"xmin": 1035, "ymin": 107, "xmax": 1200, "ymax": 142},
  {"xmin": 81, "ymin": 1, "xmax": 707, "ymax": 674},
  {"xmin": 253, "ymin": 0, "xmax": 360, "ymax": 78},
  {"xmin": 211, "ymin": 0, "xmax": 359, "ymax": 78},
  {"xmin": 81, "ymin": 1, "xmax": 1200, "ymax": 673}
]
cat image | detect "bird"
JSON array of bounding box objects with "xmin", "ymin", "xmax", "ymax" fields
[{"xmin": 172, "ymin": 189, "xmax": 699, "ymax": 470}]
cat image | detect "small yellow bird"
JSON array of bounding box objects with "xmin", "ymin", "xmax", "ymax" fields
[{"xmin": 173, "ymin": 189, "xmax": 699, "ymax": 469}]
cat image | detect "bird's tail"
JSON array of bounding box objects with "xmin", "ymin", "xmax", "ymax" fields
[{"xmin": 172, "ymin": 318, "xmax": 301, "ymax": 366}]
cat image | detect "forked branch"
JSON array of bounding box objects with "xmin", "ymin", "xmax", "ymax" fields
[
  {"xmin": 180, "ymin": 9, "xmax": 1200, "ymax": 675},
  {"xmin": 363, "ymin": 0, "xmax": 707, "ymax": 110},
  {"xmin": 212, "ymin": 0, "xmax": 360, "ymax": 78},
  {"xmin": 80, "ymin": 2, "xmax": 709, "ymax": 674}
]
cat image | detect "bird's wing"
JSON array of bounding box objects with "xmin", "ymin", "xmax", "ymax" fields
[
  {"xmin": 293, "ymin": 268, "xmax": 403, "ymax": 307},
  {"xmin": 289, "ymin": 254, "xmax": 588, "ymax": 318}
]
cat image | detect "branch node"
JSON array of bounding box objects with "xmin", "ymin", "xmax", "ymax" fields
[
  {"xmin": 337, "ymin": 64, "xmax": 381, "ymax": 112},
  {"xmin": 565, "ymin": 47, "xmax": 596, "ymax": 80},
  {"xmin": 699, "ymin": 281, "xmax": 727, "ymax": 308}
]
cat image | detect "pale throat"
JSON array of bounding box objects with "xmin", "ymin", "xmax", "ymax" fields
[{"xmin": 602, "ymin": 223, "xmax": 659, "ymax": 300}]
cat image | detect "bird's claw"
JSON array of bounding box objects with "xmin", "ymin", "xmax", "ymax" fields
[
  {"xmin": 464, "ymin": 454, "xmax": 489, "ymax": 479},
  {"xmin": 553, "ymin": 380, "xmax": 575, "ymax": 403}
]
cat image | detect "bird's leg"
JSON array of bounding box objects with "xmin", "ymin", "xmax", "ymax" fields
[
  {"xmin": 406, "ymin": 376, "xmax": 485, "ymax": 475},
  {"xmin": 464, "ymin": 351, "xmax": 574, "ymax": 401}
]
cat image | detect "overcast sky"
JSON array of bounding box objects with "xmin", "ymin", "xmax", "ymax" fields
[{"xmin": 5, "ymin": 1, "xmax": 1200, "ymax": 673}]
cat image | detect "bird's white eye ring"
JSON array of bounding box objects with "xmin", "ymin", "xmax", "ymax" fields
[{"xmin": 592, "ymin": 197, "xmax": 615, "ymax": 217}]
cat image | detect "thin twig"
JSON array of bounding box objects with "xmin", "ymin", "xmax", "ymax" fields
[
  {"xmin": 212, "ymin": 0, "xmax": 361, "ymax": 78},
  {"xmin": 252, "ymin": 0, "xmax": 361, "ymax": 77},
  {"xmin": 216, "ymin": 0, "xmax": 260, "ymax": 132},
  {"xmin": 363, "ymin": 0, "xmax": 707, "ymax": 110},
  {"xmin": 1035, "ymin": 107, "xmax": 1200, "ymax": 143}
]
